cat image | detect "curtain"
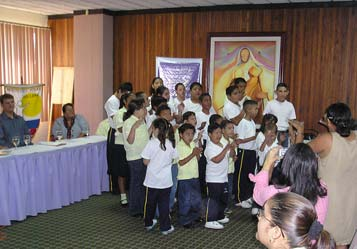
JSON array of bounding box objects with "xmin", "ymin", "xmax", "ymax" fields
[{"xmin": 0, "ymin": 22, "xmax": 52, "ymax": 121}]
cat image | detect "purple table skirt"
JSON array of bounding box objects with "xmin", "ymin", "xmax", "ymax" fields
[{"xmin": 0, "ymin": 141, "xmax": 109, "ymax": 226}]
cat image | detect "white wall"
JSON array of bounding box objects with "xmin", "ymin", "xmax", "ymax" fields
[{"xmin": 0, "ymin": 6, "xmax": 48, "ymax": 27}]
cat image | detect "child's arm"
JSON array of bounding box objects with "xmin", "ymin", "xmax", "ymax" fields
[
  {"xmin": 230, "ymin": 110, "xmax": 245, "ymax": 126},
  {"xmin": 178, "ymin": 147, "xmax": 202, "ymax": 166},
  {"xmin": 211, "ymin": 144, "xmax": 232, "ymax": 164},
  {"xmin": 127, "ymin": 119, "xmax": 143, "ymax": 144},
  {"xmin": 236, "ymin": 135, "xmax": 256, "ymax": 145},
  {"xmin": 143, "ymin": 159, "xmax": 150, "ymax": 166}
]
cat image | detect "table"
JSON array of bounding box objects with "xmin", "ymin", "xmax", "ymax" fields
[{"xmin": 0, "ymin": 136, "xmax": 109, "ymax": 226}]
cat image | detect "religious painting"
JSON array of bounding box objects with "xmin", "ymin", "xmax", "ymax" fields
[{"xmin": 207, "ymin": 33, "xmax": 285, "ymax": 122}]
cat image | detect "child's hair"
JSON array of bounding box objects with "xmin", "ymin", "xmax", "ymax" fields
[
  {"xmin": 230, "ymin": 77, "xmax": 246, "ymax": 86},
  {"xmin": 260, "ymin": 113, "xmax": 278, "ymax": 132},
  {"xmin": 208, "ymin": 123, "xmax": 221, "ymax": 134},
  {"xmin": 243, "ymin": 99, "xmax": 258, "ymax": 111},
  {"xmin": 182, "ymin": 111, "xmax": 195, "ymax": 122},
  {"xmin": 150, "ymin": 77, "xmax": 163, "ymax": 95},
  {"xmin": 325, "ymin": 102, "xmax": 354, "ymax": 137},
  {"xmin": 220, "ymin": 119, "xmax": 234, "ymax": 129},
  {"xmin": 178, "ymin": 123, "xmax": 195, "ymax": 135},
  {"xmin": 151, "ymin": 95, "xmax": 167, "ymax": 110},
  {"xmin": 264, "ymin": 123, "xmax": 277, "ymax": 134},
  {"xmin": 226, "ymin": 85, "xmax": 237, "ymax": 96},
  {"xmin": 276, "ymin": 82, "xmax": 288, "ymax": 90},
  {"xmin": 117, "ymin": 82, "xmax": 133, "ymax": 93},
  {"xmin": 209, "ymin": 114, "xmax": 223, "ymax": 126},
  {"xmin": 152, "ymin": 118, "xmax": 175, "ymax": 150},
  {"xmin": 199, "ymin": 93, "xmax": 211, "ymax": 102},
  {"xmin": 156, "ymin": 104, "xmax": 171, "ymax": 116},
  {"xmin": 155, "ymin": 86, "xmax": 169, "ymax": 96},
  {"xmin": 266, "ymin": 192, "xmax": 335, "ymax": 249},
  {"xmin": 189, "ymin": 82, "xmax": 202, "ymax": 91},
  {"xmin": 119, "ymin": 93, "xmax": 135, "ymax": 109},
  {"xmin": 123, "ymin": 98, "xmax": 144, "ymax": 121},
  {"xmin": 175, "ymin": 83, "xmax": 185, "ymax": 91},
  {"xmin": 135, "ymin": 91, "xmax": 145, "ymax": 99}
]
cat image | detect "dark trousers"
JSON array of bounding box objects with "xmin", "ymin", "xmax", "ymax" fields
[
  {"xmin": 106, "ymin": 127, "xmax": 118, "ymax": 193},
  {"xmin": 198, "ymin": 139, "xmax": 207, "ymax": 196},
  {"xmin": 227, "ymin": 173, "xmax": 234, "ymax": 208},
  {"xmin": 233, "ymin": 149, "xmax": 256, "ymax": 203},
  {"xmin": 128, "ymin": 159, "xmax": 146, "ymax": 216},
  {"xmin": 177, "ymin": 178, "xmax": 202, "ymax": 226},
  {"xmin": 206, "ymin": 182, "xmax": 228, "ymax": 222},
  {"xmin": 144, "ymin": 187, "xmax": 171, "ymax": 231}
]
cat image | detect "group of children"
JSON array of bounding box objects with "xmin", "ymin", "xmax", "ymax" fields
[{"xmin": 105, "ymin": 76, "xmax": 296, "ymax": 235}]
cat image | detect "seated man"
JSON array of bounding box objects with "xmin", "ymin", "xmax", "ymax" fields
[
  {"xmin": 0, "ymin": 93, "xmax": 30, "ymax": 148},
  {"xmin": 52, "ymin": 103, "xmax": 89, "ymax": 139}
]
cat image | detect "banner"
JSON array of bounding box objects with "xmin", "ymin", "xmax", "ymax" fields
[
  {"xmin": 156, "ymin": 57, "xmax": 203, "ymax": 98},
  {"xmin": 3, "ymin": 84, "xmax": 44, "ymax": 134}
]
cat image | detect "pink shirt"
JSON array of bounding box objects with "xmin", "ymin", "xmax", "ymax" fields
[{"xmin": 249, "ymin": 171, "xmax": 329, "ymax": 224}]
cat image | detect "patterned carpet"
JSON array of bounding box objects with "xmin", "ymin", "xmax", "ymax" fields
[{"xmin": 1, "ymin": 193, "xmax": 265, "ymax": 249}]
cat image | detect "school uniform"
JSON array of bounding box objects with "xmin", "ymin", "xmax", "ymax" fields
[
  {"xmin": 234, "ymin": 118, "xmax": 257, "ymax": 203},
  {"xmin": 221, "ymin": 136, "xmax": 235, "ymax": 208},
  {"xmin": 183, "ymin": 99, "xmax": 202, "ymax": 113},
  {"xmin": 204, "ymin": 140, "xmax": 229, "ymax": 222},
  {"xmin": 255, "ymin": 132, "xmax": 279, "ymax": 168},
  {"xmin": 177, "ymin": 140, "xmax": 202, "ymax": 226},
  {"xmin": 104, "ymin": 94, "xmax": 120, "ymax": 193},
  {"xmin": 142, "ymin": 138, "xmax": 178, "ymax": 232},
  {"xmin": 123, "ymin": 115, "xmax": 149, "ymax": 216}
]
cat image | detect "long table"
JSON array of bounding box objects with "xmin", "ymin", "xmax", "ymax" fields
[{"xmin": 0, "ymin": 136, "xmax": 109, "ymax": 226}]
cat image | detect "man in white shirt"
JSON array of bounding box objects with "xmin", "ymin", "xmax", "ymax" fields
[{"xmin": 104, "ymin": 82, "xmax": 132, "ymax": 194}]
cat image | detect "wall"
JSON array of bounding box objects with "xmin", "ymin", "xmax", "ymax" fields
[{"xmin": 114, "ymin": 6, "xmax": 357, "ymax": 131}]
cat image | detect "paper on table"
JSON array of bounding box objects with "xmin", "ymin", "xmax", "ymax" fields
[{"xmin": 38, "ymin": 141, "xmax": 67, "ymax": 146}]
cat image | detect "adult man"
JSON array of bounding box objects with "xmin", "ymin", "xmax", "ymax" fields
[{"xmin": 0, "ymin": 93, "xmax": 30, "ymax": 148}]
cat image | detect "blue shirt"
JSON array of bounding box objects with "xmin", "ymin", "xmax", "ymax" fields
[
  {"xmin": 0, "ymin": 112, "xmax": 30, "ymax": 147},
  {"xmin": 52, "ymin": 114, "xmax": 89, "ymax": 139}
]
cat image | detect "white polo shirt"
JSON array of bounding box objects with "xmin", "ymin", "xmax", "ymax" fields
[
  {"xmin": 255, "ymin": 131, "xmax": 279, "ymax": 166},
  {"xmin": 205, "ymin": 140, "xmax": 229, "ymax": 183},
  {"xmin": 263, "ymin": 99, "xmax": 296, "ymax": 131},
  {"xmin": 104, "ymin": 95, "xmax": 120, "ymax": 129},
  {"xmin": 183, "ymin": 99, "xmax": 202, "ymax": 113},
  {"xmin": 196, "ymin": 109, "xmax": 216, "ymax": 141},
  {"xmin": 236, "ymin": 118, "xmax": 256, "ymax": 150},
  {"xmin": 141, "ymin": 138, "xmax": 178, "ymax": 189},
  {"xmin": 223, "ymin": 99, "xmax": 242, "ymax": 121}
]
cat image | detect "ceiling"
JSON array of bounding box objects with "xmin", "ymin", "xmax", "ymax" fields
[{"xmin": 0, "ymin": 0, "xmax": 354, "ymax": 16}]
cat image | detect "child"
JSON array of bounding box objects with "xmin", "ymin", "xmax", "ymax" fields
[
  {"xmin": 178, "ymin": 111, "xmax": 202, "ymax": 147},
  {"xmin": 148, "ymin": 77, "xmax": 163, "ymax": 113},
  {"xmin": 257, "ymin": 123, "xmax": 278, "ymax": 167},
  {"xmin": 234, "ymin": 100, "xmax": 258, "ymax": 208},
  {"xmin": 223, "ymin": 86, "xmax": 245, "ymax": 127},
  {"xmin": 142, "ymin": 118, "xmax": 177, "ymax": 235},
  {"xmin": 112, "ymin": 93, "xmax": 136, "ymax": 206},
  {"xmin": 147, "ymin": 95, "xmax": 167, "ymax": 128},
  {"xmin": 204, "ymin": 123, "xmax": 233, "ymax": 230},
  {"xmin": 183, "ymin": 82, "xmax": 202, "ymax": 113},
  {"xmin": 263, "ymin": 83, "xmax": 296, "ymax": 147},
  {"xmin": 230, "ymin": 78, "xmax": 251, "ymax": 107},
  {"xmin": 209, "ymin": 114, "xmax": 224, "ymax": 127},
  {"xmin": 176, "ymin": 123, "xmax": 203, "ymax": 228},
  {"xmin": 122, "ymin": 99, "xmax": 149, "ymax": 217},
  {"xmin": 220, "ymin": 120, "xmax": 237, "ymax": 214}
]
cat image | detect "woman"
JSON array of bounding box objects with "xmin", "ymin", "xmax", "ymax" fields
[
  {"xmin": 256, "ymin": 192, "xmax": 335, "ymax": 249},
  {"xmin": 249, "ymin": 143, "xmax": 328, "ymax": 224},
  {"xmin": 308, "ymin": 103, "xmax": 357, "ymax": 249}
]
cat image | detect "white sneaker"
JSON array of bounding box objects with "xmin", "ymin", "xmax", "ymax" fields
[
  {"xmin": 251, "ymin": 208, "xmax": 259, "ymax": 216},
  {"xmin": 145, "ymin": 219, "xmax": 157, "ymax": 231},
  {"xmin": 218, "ymin": 217, "xmax": 230, "ymax": 224},
  {"xmin": 161, "ymin": 225, "xmax": 175, "ymax": 235},
  {"xmin": 247, "ymin": 198, "xmax": 253, "ymax": 204},
  {"xmin": 237, "ymin": 200, "xmax": 252, "ymax": 209},
  {"xmin": 205, "ymin": 221, "xmax": 224, "ymax": 230}
]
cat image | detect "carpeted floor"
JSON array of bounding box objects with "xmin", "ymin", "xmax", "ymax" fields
[{"xmin": 1, "ymin": 193, "xmax": 265, "ymax": 248}]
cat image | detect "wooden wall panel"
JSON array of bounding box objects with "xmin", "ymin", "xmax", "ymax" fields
[{"xmin": 114, "ymin": 6, "xmax": 357, "ymax": 131}]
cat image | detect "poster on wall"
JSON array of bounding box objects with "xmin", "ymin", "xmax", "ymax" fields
[
  {"xmin": 207, "ymin": 33, "xmax": 285, "ymax": 119},
  {"xmin": 156, "ymin": 57, "xmax": 203, "ymax": 98}
]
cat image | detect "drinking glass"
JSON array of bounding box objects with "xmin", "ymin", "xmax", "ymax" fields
[
  {"xmin": 24, "ymin": 135, "xmax": 31, "ymax": 146},
  {"xmin": 56, "ymin": 130, "xmax": 63, "ymax": 141},
  {"xmin": 12, "ymin": 136, "xmax": 20, "ymax": 148},
  {"xmin": 83, "ymin": 128, "xmax": 89, "ymax": 137}
]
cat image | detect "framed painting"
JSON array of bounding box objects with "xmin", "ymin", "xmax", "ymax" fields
[{"xmin": 207, "ymin": 32, "xmax": 285, "ymax": 121}]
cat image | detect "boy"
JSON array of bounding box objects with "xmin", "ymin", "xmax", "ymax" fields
[
  {"xmin": 146, "ymin": 95, "xmax": 167, "ymax": 128},
  {"xmin": 230, "ymin": 78, "xmax": 251, "ymax": 107},
  {"xmin": 234, "ymin": 100, "xmax": 258, "ymax": 208},
  {"xmin": 204, "ymin": 123, "xmax": 234, "ymax": 230},
  {"xmin": 176, "ymin": 124, "xmax": 203, "ymax": 228},
  {"xmin": 183, "ymin": 82, "xmax": 202, "ymax": 113},
  {"xmin": 263, "ymin": 83, "xmax": 296, "ymax": 147},
  {"xmin": 223, "ymin": 86, "xmax": 245, "ymax": 127},
  {"xmin": 256, "ymin": 123, "xmax": 278, "ymax": 168}
]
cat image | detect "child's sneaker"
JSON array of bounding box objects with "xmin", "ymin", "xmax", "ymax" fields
[
  {"xmin": 145, "ymin": 219, "xmax": 157, "ymax": 231},
  {"xmin": 236, "ymin": 199, "xmax": 252, "ymax": 209},
  {"xmin": 217, "ymin": 217, "xmax": 230, "ymax": 224},
  {"xmin": 204, "ymin": 221, "xmax": 224, "ymax": 230},
  {"xmin": 251, "ymin": 207, "xmax": 259, "ymax": 216},
  {"xmin": 161, "ymin": 226, "xmax": 175, "ymax": 235},
  {"xmin": 224, "ymin": 208, "xmax": 232, "ymax": 214}
]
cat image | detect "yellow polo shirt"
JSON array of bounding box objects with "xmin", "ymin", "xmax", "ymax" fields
[
  {"xmin": 123, "ymin": 115, "xmax": 149, "ymax": 161},
  {"xmin": 221, "ymin": 136, "xmax": 235, "ymax": 174},
  {"xmin": 113, "ymin": 107, "xmax": 126, "ymax": 145},
  {"xmin": 177, "ymin": 140, "xmax": 199, "ymax": 180}
]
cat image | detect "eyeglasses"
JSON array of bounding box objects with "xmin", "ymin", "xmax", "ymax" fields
[{"xmin": 257, "ymin": 209, "xmax": 285, "ymax": 238}]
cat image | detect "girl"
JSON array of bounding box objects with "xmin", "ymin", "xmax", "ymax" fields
[
  {"xmin": 148, "ymin": 77, "xmax": 163, "ymax": 113},
  {"xmin": 122, "ymin": 99, "xmax": 149, "ymax": 217},
  {"xmin": 142, "ymin": 118, "xmax": 177, "ymax": 235},
  {"xmin": 156, "ymin": 86, "xmax": 176, "ymax": 124}
]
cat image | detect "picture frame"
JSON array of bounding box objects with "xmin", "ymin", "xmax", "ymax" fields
[{"xmin": 207, "ymin": 32, "xmax": 285, "ymax": 119}]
